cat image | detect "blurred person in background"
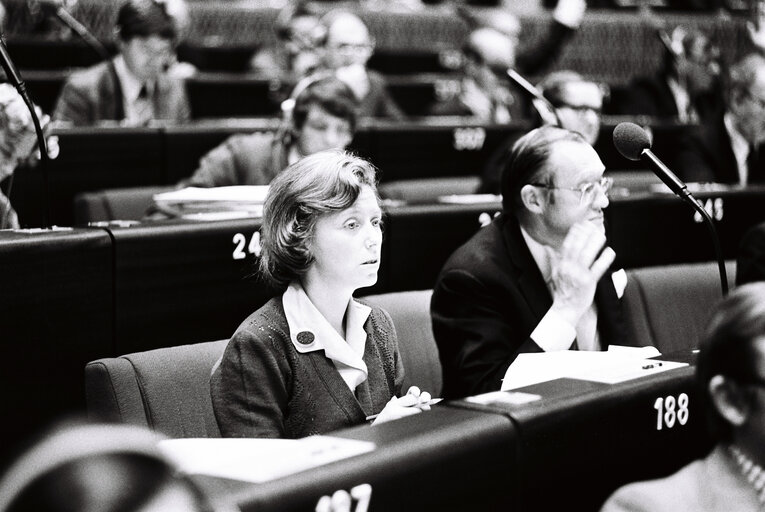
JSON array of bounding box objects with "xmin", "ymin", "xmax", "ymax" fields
[
  {"xmin": 478, "ymin": 71, "xmax": 605, "ymax": 194},
  {"xmin": 671, "ymin": 53, "xmax": 765, "ymax": 185},
  {"xmin": 317, "ymin": 10, "xmax": 405, "ymax": 119},
  {"xmin": 0, "ymin": 422, "xmax": 228, "ymax": 512},
  {"xmin": 427, "ymin": 0, "xmax": 586, "ymax": 122},
  {"xmin": 249, "ymin": 1, "xmax": 324, "ymax": 82},
  {"xmin": 183, "ymin": 75, "xmax": 357, "ymax": 188},
  {"xmin": 52, "ymin": 0, "xmax": 191, "ymax": 126},
  {"xmin": 612, "ymin": 26, "xmax": 722, "ymax": 122},
  {"xmin": 0, "ymin": 84, "xmax": 58, "ymax": 229}
]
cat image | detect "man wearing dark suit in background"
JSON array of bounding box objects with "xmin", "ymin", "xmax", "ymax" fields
[
  {"xmin": 672, "ymin": 53, "xmax": 765, "ymax": 185},
  {"xmin": 431, "ymin": 126, "xmax": 630, "ymax": 399},
  {"xmin": 53, "ymin": 0, "xmax": 191, "ymax": 126},
  {"xmin": 427, "ymin": 0, "xmax": 585, "ymax": 123}
]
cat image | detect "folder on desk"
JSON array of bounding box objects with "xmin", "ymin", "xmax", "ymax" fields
[
  {"xmin": 501, "ymin": 346, "xmax": 687, "ymax": 390},
  {"xmin": 158, "ymin": 436, "xmax": 375, "ymax": 483}
]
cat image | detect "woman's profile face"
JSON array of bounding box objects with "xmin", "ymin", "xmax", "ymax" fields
[{"xmin": 305, "ymin": 185, "xmax": 382, "ymax": 292}]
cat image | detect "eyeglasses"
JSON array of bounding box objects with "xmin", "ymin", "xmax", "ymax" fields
[
  {"xmin": 530, "ymin": 176, "xmax": 613, "ymax": 205},
  {"xmin": 557, "ymin": 103, "xmax": 603, "ymax": 116}
]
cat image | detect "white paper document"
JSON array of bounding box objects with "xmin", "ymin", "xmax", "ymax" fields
[
  {"xmin": 158, "ymin": 436, "xmax": 375, "ymax": 483},
  {"xmin": 500, "ymin": 345, "xmax": 687, "ymax": 390},
  {"xmin": 154, "ymin": 186, "xmax": 270, "ymax": 204}
]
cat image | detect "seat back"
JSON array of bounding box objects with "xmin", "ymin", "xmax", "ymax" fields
[
  {"xmin": 85, "ymin": 339, "xmax": 227, "ymax": 438},
  {"xmin": 362, "ymin": 290, "xmax": 442, "ymax": 397},
  {"xmin": 378, "ymin": 177, "xmax": 481, "ymax": 202},
  {"xmin": 622, "ymin": 261, "xmax": 736, "ymax": 354},
  {"xmin": 74, "ymin": 186, "xmax": 172, "ymax": 224}
]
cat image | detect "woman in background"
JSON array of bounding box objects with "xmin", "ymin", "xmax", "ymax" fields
[{"xmin": 211, "ymin": 150, "xmax": 431, "ymax": 438}]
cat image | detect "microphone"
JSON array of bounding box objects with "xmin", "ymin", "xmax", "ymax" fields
[
  {"xmin": 612, "ymin": 121, "xmax": 728, "ymax": 295},
  {"xmin": 613, "ymin": 122, "xmax": 691, "ymax": 201},
  {"xmin": 34, "ymin": 0, "xmax": 112, "ymax": 63},
  {"xmin": 505, "ymin": 68, "xmax": 561, "ymax": 127}
]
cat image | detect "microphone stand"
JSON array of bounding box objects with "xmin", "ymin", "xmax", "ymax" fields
[
  {"xmin": 642, "ymin": 149, "xmax": 728, "ymax": 296},
  {"xmin": 0, "ymin": 32, "xmax": 51, "ymax": 228},
  {"xmin": 505, "ymin": 68, "xmax": 562, "ymax": 127}
]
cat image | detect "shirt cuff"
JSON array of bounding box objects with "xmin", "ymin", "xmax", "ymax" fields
[{"xmin": 530, "ymin": 308, "xmax": 577, "ymax": 351}]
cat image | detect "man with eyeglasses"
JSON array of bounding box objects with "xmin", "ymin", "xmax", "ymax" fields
[
  {"xmin": 53, "ymin": 0, "xmax": 191, "ymax": 127},
  {"xmin": 602, "ymin": 282, "xmax": 765, "ymax": 512},
  {"xmin": 316, "ymin": 10, "xmax": 404, "ymax": 119},
  {"xmin": 478, "ymin": 71, "xmax": 605, "ymax": 194},
  {"xmin": 672, "ymin": 53, "xmax": 765, "ymax": 185},
  {"xmin": 431, "ymin": 126, "xmax": 632, "ymax": 399}
]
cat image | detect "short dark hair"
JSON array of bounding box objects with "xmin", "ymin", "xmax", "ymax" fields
[
  {"xmin": 116, "ymin": 0, "xmax": 179, "ymax": 41},
  {"xmin": 500, "ymin": 126, "xmax": 587, "ymax": 214},
  {"xmin": 697, "ymin": 282, "xmax": 765, "ymax": 442},
  {"xmin": 259, "ymin": 150, "xmax": 378, "ymax": 290},
  {"xmin": 291, "ymin": 76, "xmax": 358, "ymax": 132}
]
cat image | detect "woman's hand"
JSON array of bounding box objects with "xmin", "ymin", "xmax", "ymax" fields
[{"xmin": 372, "ymin": 386, "xmax": 433, "ymax": 425}]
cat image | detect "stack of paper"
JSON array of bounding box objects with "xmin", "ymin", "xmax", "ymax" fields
[{"xmin": 153, "ymin": 186, "xmax": 269, "ymax": 218}]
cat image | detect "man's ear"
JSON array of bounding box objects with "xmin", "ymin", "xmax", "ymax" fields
[
  {"xmin": 709, "ymin": 374, "xmax": 751, "ymax": 427},
  {"xmin": 520, "ymin": 183, "xmax": 545, "ymax": 214}
]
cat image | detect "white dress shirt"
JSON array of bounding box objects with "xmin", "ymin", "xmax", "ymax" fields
[
  {"xmin": 724, "ymin": 113, "xmax": 751, "ymax": 186},
  {"xmin": 282, "ymin": 281, "xmax": 371, "ymax": 391},
  {"xmin": 521, "ymin": 227, "xmax": 626, "ymax": 352}
]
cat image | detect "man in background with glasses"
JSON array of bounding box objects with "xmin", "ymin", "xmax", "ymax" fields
[
  {"xmin": 602, "ymin": 282, "xmax": 765, "ymax": 512},
  {"xmin": 672, "ymin": 53, "xmax": 765, "ymax": 185},
  {"xmin": 52, "ymin": 0, "xmax": 191, "ymax": 127},
  {"xmin": 432, "ymin": 126, "xmax": 632, "ymax": 399},
  {"xmin": 478, "ymin": 70, "xmax": 606, "ymax": 194},
  {"xmin": 316, "ymin": 10, "xmax": 404, "ymax": 119}
]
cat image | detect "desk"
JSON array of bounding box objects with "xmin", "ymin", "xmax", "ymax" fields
[
  {"xmin": 607, "ymin": 187, "xmax": 765, "ymax": 268},
  {"xmin": 197, "ymin": 407, "xmax": 517, "ymax": 512},
  {"xmin": 103, "ymin": 218, "xmax": 274, "ymax": 354},
  {"xmin": 0, "ymin": 227, "xmax": 113, "ymax": 462},
  {"xmin": 451, "ymin": 353, "xmax": 711, "ymax": 511},
  {"xmin": 12, "ymin": 126, "xmax": 164, "ymax": 227},
  {"xmin": 194, "ymin": 358, "xmax": 709, "ymax": 512}
]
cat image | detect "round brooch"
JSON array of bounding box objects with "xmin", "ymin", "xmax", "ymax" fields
[{"xmin": 296, "ymin": 331, "xmax": 315, "ymax": 345}]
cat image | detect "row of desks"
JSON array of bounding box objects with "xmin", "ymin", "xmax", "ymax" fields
[
  {"xmin": 2, "ymin": 186, "xmax": 764, "ymax": 460},
  {"xmin": 10, "ymin": 119, "xmax": 690, "ymax": 227},
  {"xmin": 198, "ymin": 353, "xmax": 710, "ymax": 512}
]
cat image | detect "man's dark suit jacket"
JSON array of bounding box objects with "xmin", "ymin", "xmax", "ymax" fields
[
  {"xmin": 672, "ymin": 114, "xmax": 765, "ymax": 185},
  {"xmin": 53, "ymin": 61, "xmax": 191, "ymax": 126},
  {"xmin": 612, "ymin": 72, "xmax": 722, "ymax": 121},
  {"xmin": 430, "ymin": 213, "xmax": 627, "ymax": 399},
  {"xmin": 736, "ymin": 221, "xmax": 765, "ymax": 286}
]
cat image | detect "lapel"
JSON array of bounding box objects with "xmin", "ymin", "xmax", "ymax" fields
[
  {"xmin": 100, "ymin": 62, "xmax": 125, "ymax": 122},
  {"xmin": 714, "ymin": 117, "xmax": 741, "ymax": 184},
  {"xmin": 594, "ymin": 272, "xmax": 626, "ymax": 348},
  {"xmin": 500, "ymin": 215, "xmax": 553, "ymax": 322}
]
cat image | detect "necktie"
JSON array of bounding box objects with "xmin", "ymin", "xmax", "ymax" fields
[{"xmin": 134, "ymin": 84, "xmax": 154, "ymax": 126}]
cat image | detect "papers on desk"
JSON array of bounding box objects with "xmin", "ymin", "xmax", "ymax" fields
[
  {"xmin": 500, "ymin": 345, "xmax": 687, "ymax": 391},
  {"xmin": 437, "ymin": 194, "xmax": 501, "ymax": 204},
  {"xmin": 158, "ymin": 436, "xmax": 375, "ymax": 483},
  {"xmin": 153, "ymin": 186, "xmax": 269, "ymax": 218}
]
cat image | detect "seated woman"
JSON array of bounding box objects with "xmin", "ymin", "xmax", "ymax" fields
[{"xmin": 211, "ymin": 150, "xmax": 431, "ymax": 438}]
